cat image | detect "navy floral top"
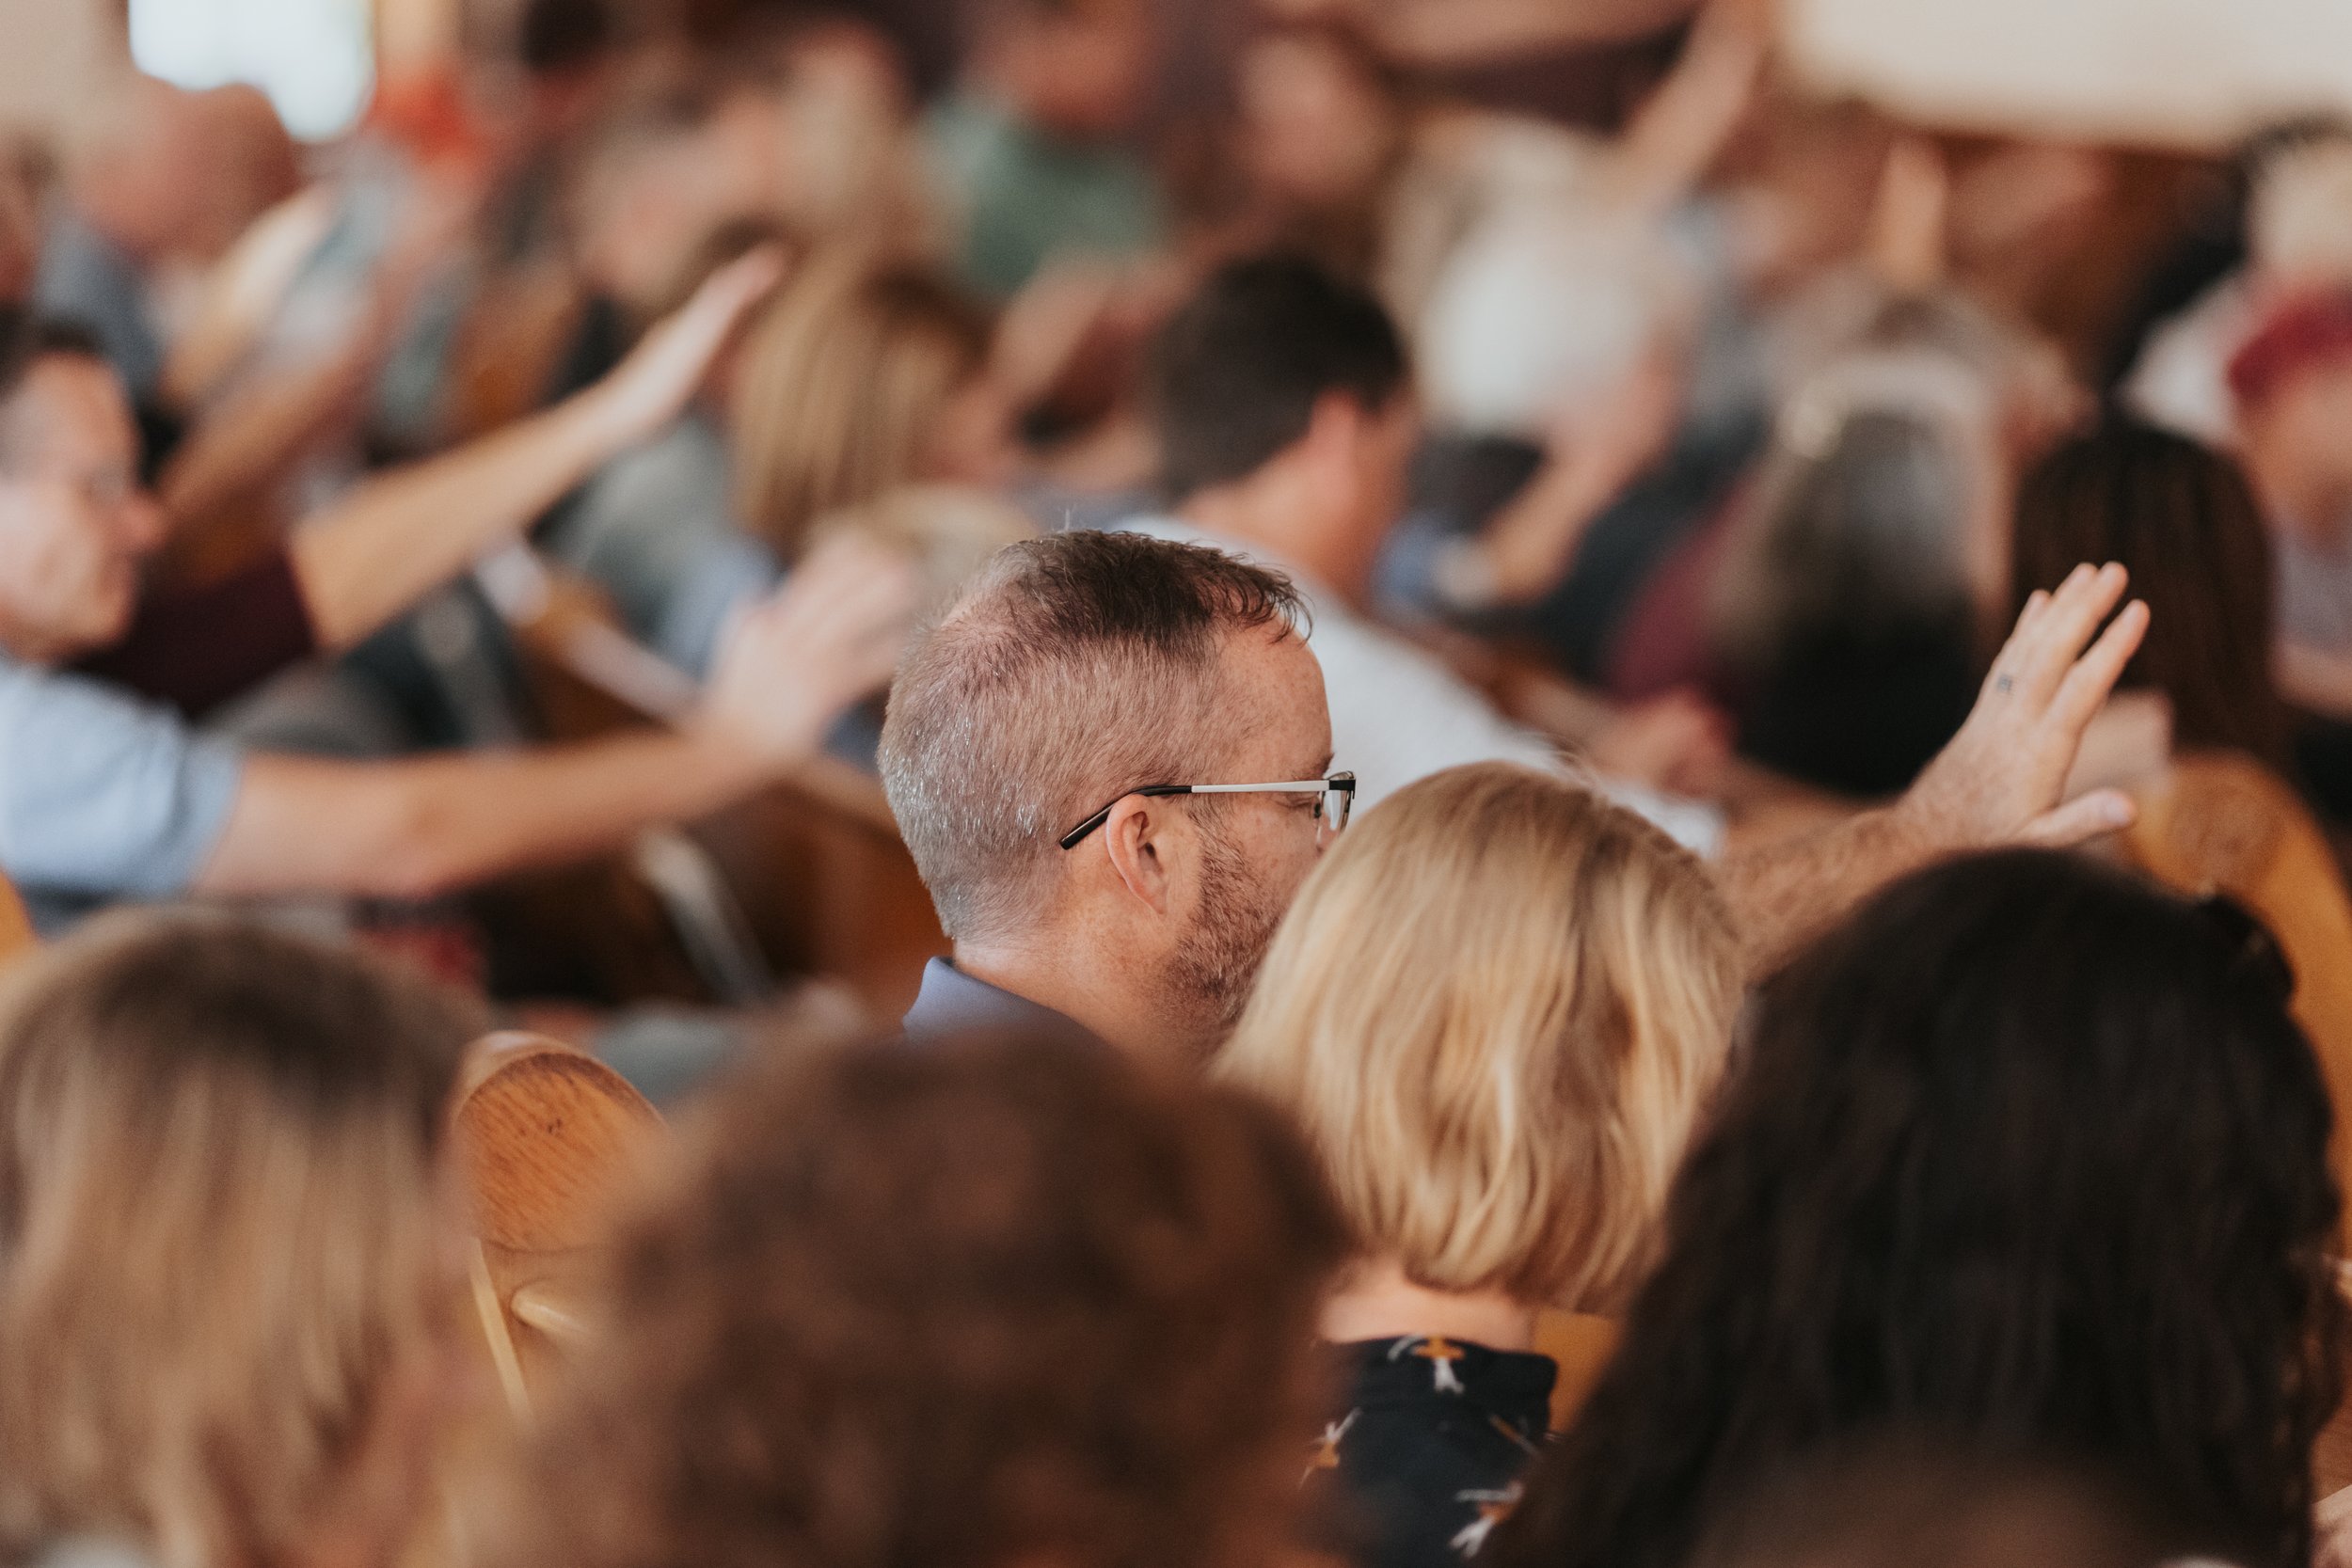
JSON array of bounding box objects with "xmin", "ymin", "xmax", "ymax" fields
[{"xmin": 1306, "ymin": 1336, "xmax": 1557, "ymax": 1568}]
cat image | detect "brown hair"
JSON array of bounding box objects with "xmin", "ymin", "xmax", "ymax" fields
[
  {"xmin": 0, "ymin": 912, "xmax": 479, "ymax": 1568},
  {"xmin": 730, "ymin": 252, "xmax": 993, "ymax": 558},
  {"xmin": 1219, "ymin": 764, "xmax": 1740, "ymax": 1309},
  {"xmin": 506, "ymin": 1029, "xmax": 1350, "ymax": 1568},
  {"xmin": 879, "ymin": 529, "xmax": 1306, "ymax": 942},
  {"xmin": 2010, "ymin": 419, "xmax": 2290, "ymax": 766}
]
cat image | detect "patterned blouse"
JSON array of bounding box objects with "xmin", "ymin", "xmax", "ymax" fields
[{"xmin": 1306, "ymin": 1336, "xmax": 1558, "ymax": 1568}]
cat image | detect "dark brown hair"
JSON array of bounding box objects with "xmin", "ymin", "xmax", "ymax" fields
[
  {"xmin": 1492, "ymin": 851, "xmax": 2344, "ymax": 1568},
  {"xmin": 2010, "ymin": 419, "xmax": 2291, "ymax": 765},
  {"xmin": 508, "ymin": 1029, "xmax": 1350, "ymax": 1568}
]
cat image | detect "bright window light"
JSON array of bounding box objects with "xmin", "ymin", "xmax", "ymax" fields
[{"xmin": 129, "ymin": 0, "xmax": 374, "ymax": 141}]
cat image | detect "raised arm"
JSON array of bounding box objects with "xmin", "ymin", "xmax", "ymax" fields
[
  {"xmin": 192, "ymin": 535, "xmax": 912, "ymax": 900},
  {"xmin": 1719, "ymin": 562, "xmax": 2151, "ymax": 975},
  {"xmin": 284, "ymin": 247, "xmax": 785, "ymax": 653}
]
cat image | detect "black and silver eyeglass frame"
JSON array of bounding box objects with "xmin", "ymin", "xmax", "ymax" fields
[{"xmin": 1057, "ymin": 772, "xmax": 1359, "ymax": 851}]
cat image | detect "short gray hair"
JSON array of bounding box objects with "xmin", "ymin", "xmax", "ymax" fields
[{"xmin": 879, "ymin": 531, "xmax": 1305, "ymax": 942}]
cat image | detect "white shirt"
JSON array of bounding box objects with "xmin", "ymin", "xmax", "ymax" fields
[{"xmin": 1115, "ymin": 516, "xmax": 1724, "ymax": 854}]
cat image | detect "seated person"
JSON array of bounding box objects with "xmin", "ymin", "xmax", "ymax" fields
[
  {"xmin": 878, "ymin": 529, "xmax": 2141, "ymax": 1057},
  {"xmin": 1489, "ymin": 850, "xmax": 2344, "ymax": 1568},
  {"xmin": 923, "ymin": 0, "xmax": 1165, "ymax": 300},
  {"xmin": 2222, "ymin": 289, "xmax": 2352, "ymax": 721},
  {"xmin": 548, "ymin": 250, "xmax": 1010, "ymax": 675},
  {"xmin": 499, "ymin": 1028, "xmax": 1348, "ymax": 1568},
  {"xmin": 2010, "ymin": 418, "xmax": 2295, "ymax": 786},
  {"xmin": 0, "ymin": 911, "xmax": 482, "ymax": 1568},
  {"xmin": 1118, "ymin": 254, "xmax": 1723, "ymax": 836},
  {"xmin": 0, "ymin": 309, "xmax": 915, "ymax": 931},
  {"xmin": 67, "ymin": 249, "xmax": 782, "ymax": 719},
  {"xmin": 1216, "ymin": 762, "xmax": 1742, "ymax": 1568}
]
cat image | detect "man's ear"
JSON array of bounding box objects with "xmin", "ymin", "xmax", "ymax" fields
[{"xmin": 1099, "ymin": 793, "xmax": 1187, "ymax": 916}]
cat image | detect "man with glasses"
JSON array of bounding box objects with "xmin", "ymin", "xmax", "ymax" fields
[{"xmin": 881, "ymin": 528, "xmax": 2149, "ymax": 1059}]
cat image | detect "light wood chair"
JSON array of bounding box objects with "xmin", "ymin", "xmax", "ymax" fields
[
  {"xmin": 0, "ymin": 871, "xmax": 33, "ymax": 965},
  {"xmin": 451, "ymin": 1031, "xmax": 665, "ymax": 1421}
]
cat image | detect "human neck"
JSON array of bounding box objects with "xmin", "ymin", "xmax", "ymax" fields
[
  {"xmin": 1320, "ymin": 1256, "xmax": 1540, "ymax": 1353},
  {"xmin": 1179, "ymin": 478, "xmax": 1375, "ymax": 609},
  {"xmin": 0, "ymin": 613, "xmax": 72, "ymax": 668},
  {"xmin": 2246, "ymin": 445, "xmax": 2352, "ymax": 548},
  {"xmin": 950, "ymin": 938, "xmax": 1207, "ymax": 1062}
]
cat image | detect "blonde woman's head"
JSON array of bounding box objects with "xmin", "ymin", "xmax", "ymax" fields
[
  {"xmin": 0, "ymin": 912, "xmax": 481, "ymax": 1568},
  {"xmin": 729, "ymin": 252, "xmax": 1002, "ymax": 559},
  {"xmin": 1216, "ymin": 764, "xmax": 1740, "ymax": 1311}
]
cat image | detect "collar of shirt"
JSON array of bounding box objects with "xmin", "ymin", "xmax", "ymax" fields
[{"xmin": 901, "ymin": 958, "xmax": 1099, "ymax": 1047}]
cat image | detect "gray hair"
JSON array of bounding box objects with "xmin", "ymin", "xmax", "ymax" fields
[{"xmin": 879, "ymin": 531, "xmax": 1305, "ymax": 942}]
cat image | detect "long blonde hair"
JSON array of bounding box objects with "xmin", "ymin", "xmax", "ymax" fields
[
  {"xmin": 0, "ymin": 913, "xmax": 479, "ymax": 1568},
  {"xmin": 729, "ymin": 252, "xmax": 993, "ymax": 560},
  {"xmin": 1216, "ymin": 764, "xmax": 1740, "ymax": 1310}
]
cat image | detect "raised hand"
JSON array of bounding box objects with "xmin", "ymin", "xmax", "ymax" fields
[
  {"xmin": 1898, "ymin": 561, "xmax": 2151, "ymax": 851},
  {"xmin": 696, "ymin": 534, "xmax": 920, "ymax": 771},
  {"xmin": 585, "ymin": 245, "xmax": 789, "ymax": 448}
]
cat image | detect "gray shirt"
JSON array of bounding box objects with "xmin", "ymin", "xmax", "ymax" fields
[{"xmin": 0, "ymin": 653, "xmax": 246, "ymax": 932}]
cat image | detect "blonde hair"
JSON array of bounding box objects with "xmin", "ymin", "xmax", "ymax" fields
[
  {"xmin": 1216, "ymin": 764, "xmax": 1740, "ymax": 1309},
  {"xmin": 730, "ymin": 252, "xmax": 993, "ymax": 559},
  {"xmin": 0, "ymin": 913, "xmax": 479, "ymax": 1568},
  {"xmin": 806, "ymin": 483, "xmax": 1036, "ymax": 618}
]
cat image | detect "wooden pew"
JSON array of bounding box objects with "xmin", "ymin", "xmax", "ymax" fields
[
  {"xmin": 451, "ymin": 1031, "xmax": 665, "ymax": 1421},
  {"xmin": 483, "ymin": 547, "xmax": 947, "ymax": 1019}
]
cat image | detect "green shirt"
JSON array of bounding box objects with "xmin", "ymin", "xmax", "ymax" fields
[{"xmin": 923, "ymin": 91, "xmax": 1164, "ymax": 299}]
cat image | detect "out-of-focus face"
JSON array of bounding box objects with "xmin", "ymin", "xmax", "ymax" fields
[
  {"xmin": 1236, "ymin": 33, "xmax": 1396, "ymax": 214},
  {"xmin": 996, "ymin": 0, "xmax": 1155, "ymax": 141},
  {"xmin": 0, "ymin": 356, "xmax": 165, "ymax": 664},
  {"xmin": 921, "ymin": 371, "xmax": 1019, "ymax": 489}
]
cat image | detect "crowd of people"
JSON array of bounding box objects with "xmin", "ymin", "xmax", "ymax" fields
[{"xmin": 5, "ymin": 0, "xmax": 2352, "ymax": 1565}]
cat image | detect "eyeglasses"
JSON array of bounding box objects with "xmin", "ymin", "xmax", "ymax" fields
[{"xmin": 1058, "ymin": 771, "xmax": 1357, "ymax": 851}]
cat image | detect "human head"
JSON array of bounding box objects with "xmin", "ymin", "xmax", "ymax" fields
[
  {"xmin": 2012, "ymin": 420, "xmax": 2286, "ymax": 765},
  {"xmin": 880, "ymin": 530, "xmax": 1330, "ymax": 1053},
  {"xmin": 1152, "ymin": 252, "xmax": 1410, "ymax": 501},
  {"xmin": 1148, "ymin": 254, "xmax": 1413, "ymax": 588},
  {"xmin": 1217, "ymin": 763, "xmax": 1740, "ymax": 1314},
  {"xmin": 503, "ymin": 1027, "xmax": 1350, "ymax": 1568},
  {"xmin": 2228, "ymin": 288, "xmax": 2352, "ymax": 538},
  {"xmin": 963, "ymin": 0, "xmax": 1154, "ymax": 141},
  {"xmin": 64, "ymin": 75, "xmax": 215, "ymax": 265},
  {"xmin": 1490, "ymin": 850, "xmax": 2344, "ymax": 1568},
  {"xmin": 730, "ymin": 253, "xmax": 1006, "ymax": 561},
  {"xmin": 1709, "ymin": 290, "xmax": 2045, "ymax": 673},
  {"xmin": 0, "ymin": 911, "xmax": 482, "ymax": 1568},
  {"xmin": 0, "ymin": 317, "xmax": 167, "ymax": 664},
  {"xmin": 1232, "ymin": 24, "xmax": 1405, "ymax": 250}
]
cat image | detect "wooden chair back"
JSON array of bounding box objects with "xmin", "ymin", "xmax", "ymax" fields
[
  {"xmin": 450, "ymin": 1031, "xmax": 664, "ymax": 1420},
  {"xmin": 491, "ymin": 551, "xmax": 947, "ymax": 1016},
  {"xmin": 2119, "ymin": 752, "xmax": 2352, "ymax": 1248},
  {"xmin": 0, "ymin": 870, "xmax": 33, "ymax": 965}
]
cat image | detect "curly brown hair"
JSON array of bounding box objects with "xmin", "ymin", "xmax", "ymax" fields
[{"xmin": 506, "ymin": 1030, "xmax": 1352, "ymax": 1568}]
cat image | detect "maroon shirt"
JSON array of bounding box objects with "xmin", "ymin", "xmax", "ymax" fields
[{"xmin": 75, "ymin": 548, "xmax": 319, "ymax": 721}]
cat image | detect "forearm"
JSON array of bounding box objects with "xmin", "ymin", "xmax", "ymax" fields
[
  {"xmin": 288, "ymin": 387, "xmax": 630, "ymax": 651},
  {"xmin": 195, "ymin": 726, "xmax": 771, "ymax": 901},
  {"xmin": 1715, "ymin": 799, "xmax": 1939, "ymax": 978},
  {"xmin": 1471, "ymin": 450, "xmax": 1630, "ymax": 607}
]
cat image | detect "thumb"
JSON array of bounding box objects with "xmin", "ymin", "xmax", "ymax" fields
[{"xmin": 2015, "ymin": 788, "xmax": 2137, "ymax": 849}]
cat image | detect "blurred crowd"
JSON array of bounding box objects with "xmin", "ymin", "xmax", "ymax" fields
[{"xmin": 7, "ymin": 0, "xmax": 2352, "ymax": 1566}]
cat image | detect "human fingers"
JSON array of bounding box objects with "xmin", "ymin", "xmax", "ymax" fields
[
  {"xmin": 2013, "ymin": 786, "xmax": 2137, "ymax": 847},
  {"xmin": 2044, "ymin": 597, "xmax": 2151, "ymax": 738}
]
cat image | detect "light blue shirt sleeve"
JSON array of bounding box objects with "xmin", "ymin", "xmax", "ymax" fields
[{"xmin": 0, "ymin": 659, "xmax": 246, "ymax": 919}]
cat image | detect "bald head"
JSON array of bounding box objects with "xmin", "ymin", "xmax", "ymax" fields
[{"xmin": 880, "ymin": 531, "xmax": 1306, "ymax": 942}]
